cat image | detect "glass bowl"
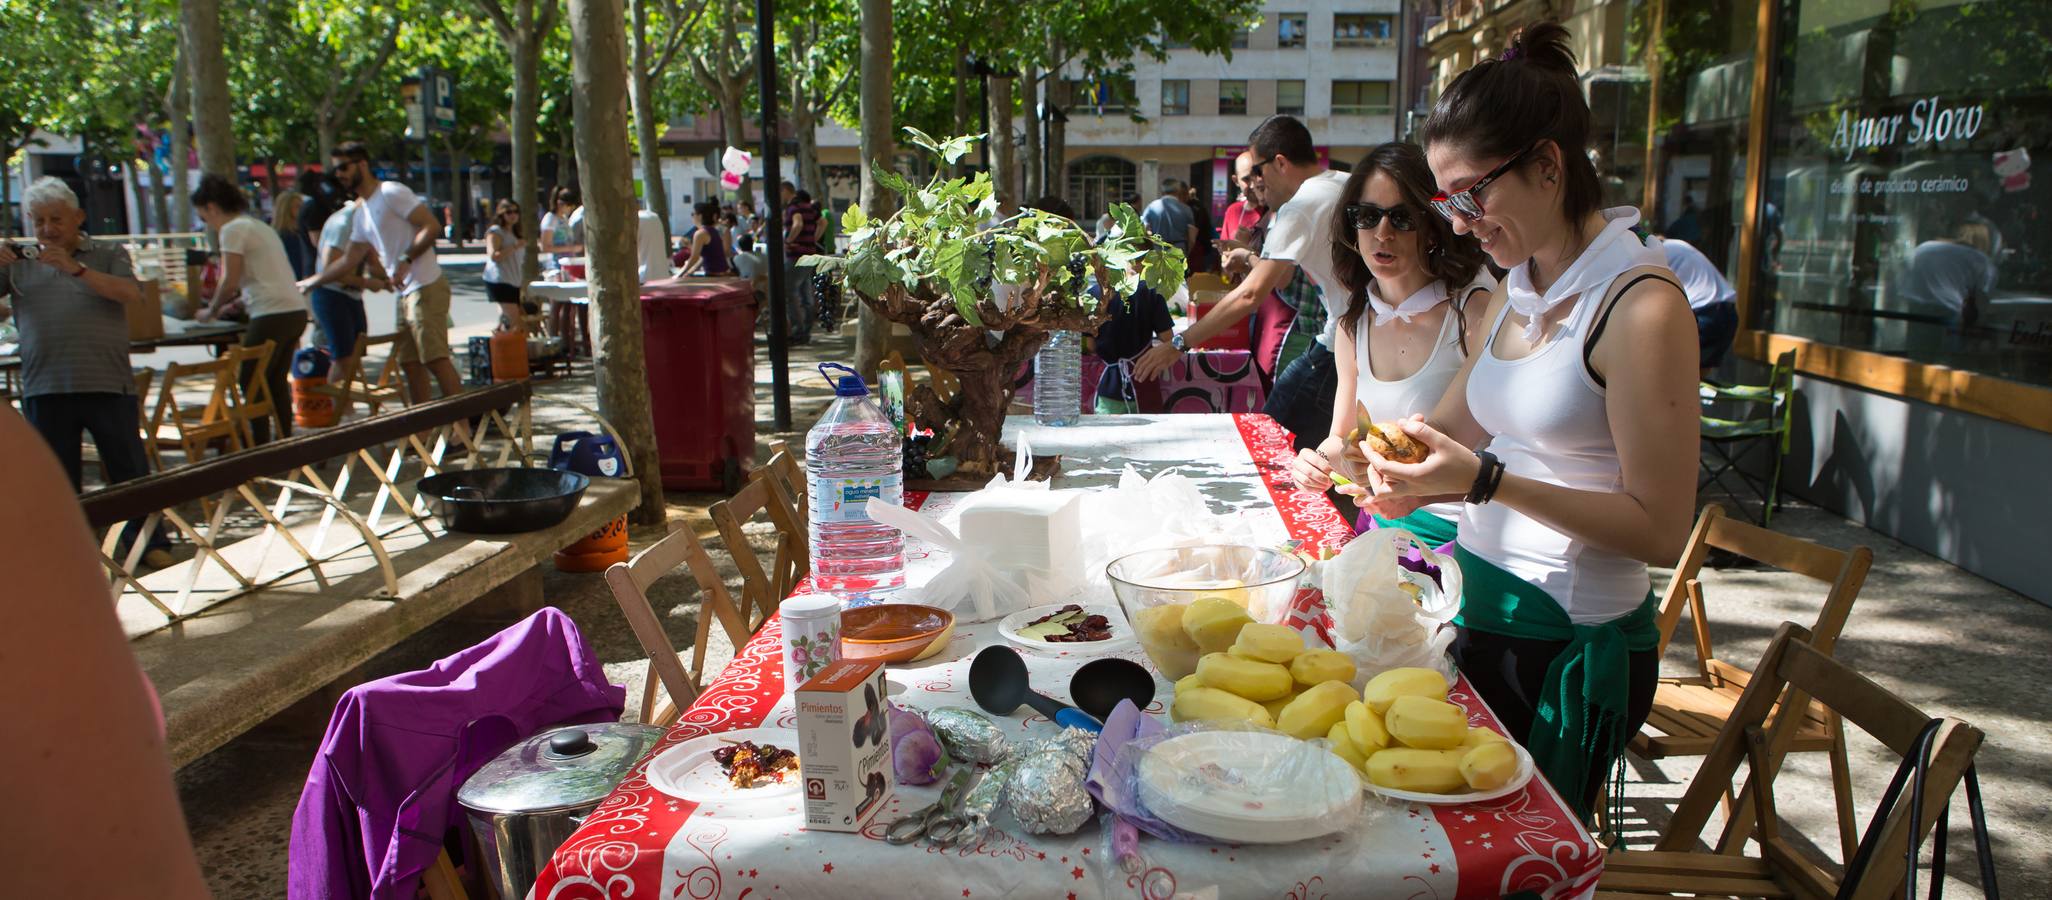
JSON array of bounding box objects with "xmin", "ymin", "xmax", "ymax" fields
[{"xmin": 1106, "ymin": 545, "xmax": 1307, "ymax": 680}]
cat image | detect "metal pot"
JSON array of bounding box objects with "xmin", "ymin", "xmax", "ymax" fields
[
  {"xmin": 417, "ymin": 467, "xmax": 589, "ymax": 533},
  {"xmin": 457, "ymin": 723, "xmax": 665, "ymax": 900}
]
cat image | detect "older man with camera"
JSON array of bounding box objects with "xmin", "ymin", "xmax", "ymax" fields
[{"xmin": 1, "ymin": 177, "xmax": 170, "ymax": 566}]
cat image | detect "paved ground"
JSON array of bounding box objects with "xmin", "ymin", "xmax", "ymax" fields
[{"xmin": 168, "ymin": 262, "xmax": 2045, "ymax": 898}]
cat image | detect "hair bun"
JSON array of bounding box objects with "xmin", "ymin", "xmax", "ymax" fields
[{"xmin": 1506, "ymin": 21, "xmax": 1579, "ymax": 76}]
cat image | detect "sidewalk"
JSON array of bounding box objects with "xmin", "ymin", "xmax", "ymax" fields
[{"xmin": 172, "ymin": 303, "xmax": 2046, "ymax": 896}]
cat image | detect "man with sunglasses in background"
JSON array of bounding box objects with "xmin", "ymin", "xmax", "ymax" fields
[{"xmin": 1134, "ymin": 115, "xmax": 1350, "ymax": 451}]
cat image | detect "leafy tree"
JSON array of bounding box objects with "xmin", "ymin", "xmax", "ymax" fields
[{"xmin": 470, "ymin": 0, "xmax": 562, "ymax": 285}]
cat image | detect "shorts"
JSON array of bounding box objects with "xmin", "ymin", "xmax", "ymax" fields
[
  {"xmin": 485, "ymin": 280, "xmax": 542, "ymax": 315},
  {"xmin": 309, "ymin": 287, "xmax": 368, "ymax": 359},
  {"xmin": 395, "ymin": 277, "xmax": 453, "ymax": 365},
  {"xmin": 1694, "ymin": 300, "xmax": 1739, "ymax": 370}
]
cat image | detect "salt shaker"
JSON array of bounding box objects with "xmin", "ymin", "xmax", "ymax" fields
[{"xmin": 780, "ymin": 594, "xmax": 843, "ymax": 692}]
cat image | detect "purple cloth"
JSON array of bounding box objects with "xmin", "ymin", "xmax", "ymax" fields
[
  {"xmin": 287, "ymin": 608, "xmax": 625, "ymax": 900},
  {"xmin": 1085, "ymin": 699, "xmax": 1206, "ymax": 843}
]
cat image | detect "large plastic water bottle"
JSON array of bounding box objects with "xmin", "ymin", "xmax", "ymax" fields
[
  {"xmin": 1034, "ymin": 330, "xmax": 1082, "ymax": 426},
  {"xmin": 805, "ymin": 362, "xmax": 905, "ymax": 597}
]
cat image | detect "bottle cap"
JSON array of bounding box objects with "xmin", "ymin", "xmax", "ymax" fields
[{"xmin": 820, "ymin": 362, "xmax": 868, "ymax": 397}]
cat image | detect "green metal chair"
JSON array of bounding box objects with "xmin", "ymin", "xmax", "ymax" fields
[{"xmin": 1698, "ymin": 349, "xmax": 1797, "ymax": 525}]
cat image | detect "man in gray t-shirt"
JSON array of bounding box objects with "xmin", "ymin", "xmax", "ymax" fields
[{"xmin": 1, "ymin": 178, "xmax": 168, "ymax": 561}]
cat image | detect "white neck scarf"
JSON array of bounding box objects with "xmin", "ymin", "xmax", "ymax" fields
[
  {"xmin": 1502, "ymin": 207, "xmax": 1665, "ymax": 341},
  {"xmin": 1367, "ymin": 279, "xmax": 1448, "ymax": 327}
]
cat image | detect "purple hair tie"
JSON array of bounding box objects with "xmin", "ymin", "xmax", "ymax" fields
[{"xmin": 1500, "ymin": 46, "xmax": 1520, "ymax": 61}]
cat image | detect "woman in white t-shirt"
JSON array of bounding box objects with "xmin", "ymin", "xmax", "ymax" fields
[
  {"xmin": 192, "ymin": 174, "xmax": 309, "ymax": 443},
  {"xmin": 1288, "ymin": 141, "xmax": 1496, "ymax": 549},
  {"xmin": 483, "ymin": 200, "xmax": 534, "ymax": 330},
  {"xmin": 538, "ymin": 185, "xmax": 585, "ymax": 340}
]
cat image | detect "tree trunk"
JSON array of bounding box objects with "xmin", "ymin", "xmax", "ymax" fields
[
  {"xmin": 568, "ymin": 0, "xmax": 665, "ymax": 523},
  {"xmin": 449, "ymin": 143, "xmax": 469, "ymax": 246},
  {"xmin": 852, "ymin": 0, "xmax": 894, "ymax": 379},
  {"xmin": 180, "ymin": 0, "xmax": 235, "ymax": 178},
  {"xmin": 719, "ymin": 80, "xmax": 752, "ymax": 210},
  {"xmin": 1021, "ymin": 64, "xmax": 1040, "ymax": 200},
  {"xmin": 166, "ymin": 34, "xmax": 194, "ymax": 232},
  {"xmin": 149, "ymin": 148, "xmax": 172, "ymax": 235},
  {"xmin": 129, "ymin": 161, "xmax": 155, "ymax": 235},
  {"xmin": 795, "ymin": 96, "xmax": 821, "ymax": 199},
  {"xmin": 990, "ymin": 75, "xmax": 1016, "ymax": 201},
  {"xmin": 627, "ymin": 0, "xmax": 669, "ymax": 237},
  {"xmin": 317, "ymin": 122, "xmax": 337, "ymax": 165},
  {"xmin": 510, "ymin": 23, "xmax": 544, "ymax": 286},
  {"xmin": 555, "ymin": 128, "xmax": 574, "ymax": 190}
]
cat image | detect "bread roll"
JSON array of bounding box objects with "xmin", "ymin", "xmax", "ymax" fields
[{"xmin": 1362, "ymin": 422, "xmax": 1429, "ymax": 464}]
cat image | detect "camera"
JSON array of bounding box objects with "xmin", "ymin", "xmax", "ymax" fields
[{"xmin": 4, "ymin": 243, "xmax": 37, "ymax": 260}]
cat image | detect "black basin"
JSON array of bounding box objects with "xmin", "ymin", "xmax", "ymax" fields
[{"xmin": 417, "ymin": 467, "xmax": 590, "ymax": 534}]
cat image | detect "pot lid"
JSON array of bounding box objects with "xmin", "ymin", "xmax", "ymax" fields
[{"xmin": 458, "ymin": 722, "xmax": 666, "ymax": 816}]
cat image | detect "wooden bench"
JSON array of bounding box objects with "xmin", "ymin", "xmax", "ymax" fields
[{"xmin": 82, "ymin": 381, "xmax": 639, "ymax": 768}]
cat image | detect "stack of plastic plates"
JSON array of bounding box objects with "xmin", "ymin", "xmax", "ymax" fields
[{"xmin": 1136, "ymin": 731, "xmax": 1363, "ymax": 844}]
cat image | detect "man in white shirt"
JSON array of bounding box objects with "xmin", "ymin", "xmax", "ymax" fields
[
  {"xmin": 300, "ymin": 141, "xmax": 462, "ymax": 408},
  {"xmin": 1655, "ymin": 237, "xmax": 1740, "ymax": 374},
  {"xmin": 1134, "ymin": 115, "xmax": 1348, "ymax": 450},
  {"xmin": 636, "ymin": 205, "xmax": 671, "ymax": 283}
]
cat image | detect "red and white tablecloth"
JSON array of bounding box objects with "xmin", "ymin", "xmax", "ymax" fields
[{"xmin": 532, "ymin": 414, "xmax": 1603, "ymax": 900}]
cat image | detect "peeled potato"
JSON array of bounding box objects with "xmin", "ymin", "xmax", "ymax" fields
[
  {"xmin": 1276, "ymin": 680, "xmax": 1360, "ymax": 740},
  {"xmin": 1362, "ymin": 667, "xmax": 1448, "ymax": 714},
  {"xmin": 1171, "ymin": 686, "xmax": 1274, "ymax": 727},
  {"xmin": 1326, "ymin": 721, "xmax": 1368, "ymax": 774},
  {"xmin": 1385, "ymin": 695, "xmax": 1468, "ymax": 750},
  {"xmin": 1260, "ymin": 690, "xmax": 1301, "ymax": 721},
  {"xmin": 1196, "ymin": 652, "xmax": 1294, "ymax": 701},
  {"xmin": 1231, "ymin": 623, "xmax": 1305, "ymax": 664},
  {"xmin": 1461, "ymin": 726, "xmax": 1509, "ymax": 748},
  {"xmin": 1133, "ymin": 603, "xmax": 1201, "ymax": 680},
  {"xmin": 1366, "ymin": 748, "xmax": 1467, "ymax": 794},
  {"xmin": 1182, "ymin": 596, "xmax": 1255, "ymax": 655},
  {"xmin": 1459, "ymin": 741, "xmax": 1520, "ymax": 791},
  {"xmin": 1345, "ymin": 701, "xmax": 1391, "ymax": 754},
  {"xmin": 1288, "ymin": 649, "xmax": 1358, "ymax": 688},
  {"xmin": 1173, "ymin": 674, "xmax": 1204, "ymax": 696}
]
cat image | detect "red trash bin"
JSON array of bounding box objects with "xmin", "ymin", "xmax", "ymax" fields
[{"xmin": 641, "ymin": 278, "xmax": 759, "ymax": 491}]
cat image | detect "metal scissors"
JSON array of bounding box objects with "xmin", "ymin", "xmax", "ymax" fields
[{"xmin": 884, "ymin": 769, "xmax": 973, "ymax": 847}]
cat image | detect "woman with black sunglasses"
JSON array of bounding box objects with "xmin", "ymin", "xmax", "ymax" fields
[
  {"xmin": 1288, "ymin": 141, "xmax": 1494, "ymax": 552},
  {"xmin": 1348, "ymin": 22, "xmax": 1697, "ymax": 819}
]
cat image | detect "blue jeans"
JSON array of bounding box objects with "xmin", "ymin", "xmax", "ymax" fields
[
  {"xmin": 22, "ymin": 392, "xmax": 170, "ymax": 553},
  {"xmin": 310, "ymin": 287, "xmax": 367, "ymax": 360},
  {"xmin": 1261, "ymin": 341, "xmax": 1337, "ymax": 452}
]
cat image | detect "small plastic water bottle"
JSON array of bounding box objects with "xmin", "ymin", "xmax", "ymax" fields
[
  {"xmin": 805, "ymin": 363, "xmax": 905, "ymax": 597},
  {"xmin": 1034, "ymin": 330, "xmax": 1082, "ymax": 426}
]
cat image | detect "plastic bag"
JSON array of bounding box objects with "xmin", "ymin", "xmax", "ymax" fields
[
  {"xmin": 1072, "ymin": 466, "xmax": 1273, "ymax": 594},
  {"xmin": 1097, "ymin": 713, "xmax": 1366, "ymax": 847},
  {"xmin": 1321, "ymin": 527, "xmax": 1461, "ymax": 685},
  {"xmin": 865, "ymin": 497, "xmax": 1036, "ymax": 622}
]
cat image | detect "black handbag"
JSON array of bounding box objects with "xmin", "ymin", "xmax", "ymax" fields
[{"xmin": 1835, "ymin": 718, "xmax": 1998, "ymax": 900}]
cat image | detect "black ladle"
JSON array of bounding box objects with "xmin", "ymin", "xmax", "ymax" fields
[
  {"xmin": 969, "ymin": 646, "xmax": 1100, "ymax": 732},
  {"xmin": 1070, "ymin": 658, "xmax": 1157, "ymax": 723}
]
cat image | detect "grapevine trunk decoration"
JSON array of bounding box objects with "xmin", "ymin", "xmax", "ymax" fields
[{"xmin": 806, "ymin": 129, "xmax": 1187, "ymax": 478}]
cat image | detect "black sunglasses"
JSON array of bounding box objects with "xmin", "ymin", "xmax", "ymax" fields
[
  {"xmin": 1430, "ymin": 142, "xmax": 1539, "ymax": 221},
  {"xmin": 1345, "ymin": 203, "xmax": 1418, "ymax": 233},
  {"xmin": 1250, "ymin": 156, "xmax": 1276, "ymax": 179}
]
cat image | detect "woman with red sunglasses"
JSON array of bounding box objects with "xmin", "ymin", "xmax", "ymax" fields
[
  {"xmin": 1348, "ymin": 21, "xmax": 1697, "ymax": 819},
  {"xmin": 1288, "ymin": 141, "xmax": 1495, "ymax": 552}
]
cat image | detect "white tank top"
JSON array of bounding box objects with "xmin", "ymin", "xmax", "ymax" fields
[
  {"xmin": 1355, "ymin": 273, "xmax": 1495, "ymax": 525},
  {"xmin": 1459, "ymin": 270, "xmax": 1649, "ymax": 623}
]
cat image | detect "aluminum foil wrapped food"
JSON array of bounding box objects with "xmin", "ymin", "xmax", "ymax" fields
[
  {"xmin": 954, "ymin": 758, "xmax": 1018, "ymax": 845},
  {"xmin": 926, "ymin": 707, "xmax": 1012, "ymax": 766},
  {"xmin": 1005, "ymin": 727, "xmax": 1098, "ymax": 835}
]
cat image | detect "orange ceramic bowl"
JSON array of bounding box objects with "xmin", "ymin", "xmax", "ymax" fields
[{"xmin": 839, "ymin": 603, "xmax": 955, "ymax": 664}]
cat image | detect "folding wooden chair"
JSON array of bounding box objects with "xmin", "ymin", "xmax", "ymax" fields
[
  {"xmin": 147, "ymin": 356, "xmax": 246, "ymax": 470},
  {"xmin": 605, "ymin": 524, "xmax": 762, "ymax": 727},
  {"xmin": 318, "ymin": 332, "xmax": 409, "ymax": 418},
  {"xmin": 1633, "ymin": 505, "xmax": 1874, "ymax": 857},
  {"xmin": 1598, "ymin": 623, "xmax": 1987, "ymax": 899},
  {"xmin": 751, "ymin": 439, "xmax": 810, "ymax": 535},
  {"xmin": 709, "ymin": 474, "xmax": 810, "ymax": 633},
  {"xmin": 1700, "ymin": 349, "xmax": 1797, "ymax": 525},
  {"xmin": 226, "ymin": 339, "xmax": 278, "ymax": 446}
]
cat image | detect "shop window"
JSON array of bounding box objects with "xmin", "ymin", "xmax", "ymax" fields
[
  {"xmin": 1334, "ymin": 14, "xmax": 1395, "ymax": 47},
  {"xmin": 1162, "ymin": 79, "xmax": 1190, "ymax": 116},
  {"xmin": 1331, "ymin": 80, "xmax": 1392, "ymax": 116},
  {"xmin": 1067, "ymin": 156, "xmax": 1137, "ymax": 224},
  {"xmin": 1754, "ymin": 0, "xmax": 2052, "ymax": 387},
  {"xmin": 1219, "ymin": 80, "xmax": 1249, "ymax": 116},
  {"xmin": 1277, "ymin": 80, "xmax": 1306, "ymax": 116},
  {"xmin": 1278, "ymin": 13, "xmax": 1307, "ymax": 49}
]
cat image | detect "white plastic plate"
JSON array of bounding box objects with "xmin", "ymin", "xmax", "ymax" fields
[
  {"xmin": 1136, "ymin": 730, "xmax": 1362, "ymax": 844},
  {"xmin": 644, "ymin": 727, "xmax": 803, "ymax": 813},
  {"xmin": 997, "ymin": 603, "xmax": 1132, "ymax": 655}
]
